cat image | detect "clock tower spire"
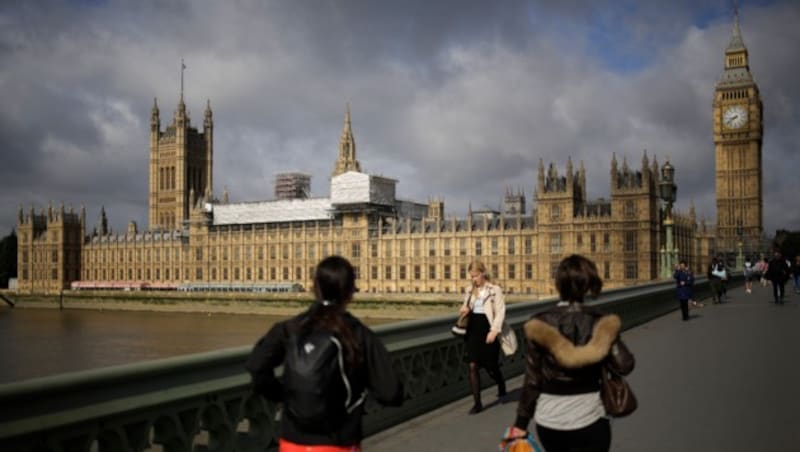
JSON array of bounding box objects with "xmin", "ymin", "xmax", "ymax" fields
[{"xmin": 712, "ymin": 4, "xmax": 763, "ymax": 257}]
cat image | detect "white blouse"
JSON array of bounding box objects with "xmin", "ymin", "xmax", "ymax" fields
[{"xmin": 470, "ymin": 286, "xmax": 489, "ymax": 314}]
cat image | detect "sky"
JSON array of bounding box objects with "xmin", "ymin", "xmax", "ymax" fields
[{"xmin": 1, "ymin": 0, "xmax": 798, "ymax": 237}]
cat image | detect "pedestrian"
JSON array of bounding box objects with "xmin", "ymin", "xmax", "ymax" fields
[
  {"xmin": 765, "ymin": 248, "xmax": 791, "ymax": 305},
  {"xmin": 707, "ymin": 257, "xmax": 724, "ymax": 304},
  {"xmin": 792, "ymin": 256, "xmax": 800, "ymax": 294},
  {"xmin": 674, "ymin": 260, "xmax": 693, "ymax": 321},
  {"xmin": 246, "ymin": 255, "xmax": 403, "ymax": 451},
  {"xmin": 717, "ymin": 256, "xmax": 729, "ymax": 300},
  {"xmin": 508, "ymin": 254, "xmax": 635, "ymax": 452},
  {"xmin": 759, "ymin": 257, "xmax": 769, "ymax": 287},
  {"xmin": 743, "ymin": 256, "xmax": 754, "ymax": 294},
  {"xmin": 459, "ymin": 260, "xmax": 507, "ymax": 414},
  {"xmin": 685, "ymin": 264, "xmax": 703, "ymax": 308}
]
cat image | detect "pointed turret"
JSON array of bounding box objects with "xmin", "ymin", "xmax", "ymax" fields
[
  {"xmin": 151, "ymin": 97, "xmax": 160, "ymax": 131},
  {"xmin": 610, "ymin": 153, "xmax": 619, "ymax": 189},
  {"xmin": 204, "ymin": 98, "xmax": 213, "ymax": 197},
  {"xmin": 537, "ymin": 158, "xmax": 545, "ymax": 193},
  {"xmin": 578, "ymin": 160, "xmax": 587, "ymax": 200},
  {"xmin": 97, "ymin": 206, "xmax": 108, "ymax": 236},
  {"xmin": 332, "ymin": 102, "xmax": 362, "ymax": 177},
  {"xmin": 566, "ymin": 156, "xmax": 574, "ymax": 187},
  {"xmin": 727, "ymin": 3, "xmax": 746, "ymax": 52},
  {"xmin": 17, "ymin": 205, "xmax": 23, "ymax": 224},
  {"xmin": 719, "ymin": 2, "xmax": 752, "ymax": 80}
]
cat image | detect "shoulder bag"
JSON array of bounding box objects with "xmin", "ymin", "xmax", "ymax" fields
[
  {"xmin": 451, "ymin": 293, "xmax": 472, "ymax": 336},
  {"xmin": 499, "ymin": 321, "xmax": 518, "ymax": 356},
  {"xmin": 600, "ymin": 364, "xmax": 637, "ymax": 417}
]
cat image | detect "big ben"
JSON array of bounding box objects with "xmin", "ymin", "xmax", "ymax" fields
[{"xmin": 713, "ymin": 7, "xmax": 763, "ymax": 255}]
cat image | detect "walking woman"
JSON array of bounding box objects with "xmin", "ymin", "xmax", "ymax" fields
[
  {"xmin": 459, "ymin": 260, "xmax": 507, "ymax": 414},
  {"xmin": 508, "ymin": 255, "xmax": 635, "ymax": 452},
  {"xmin": 674, "ymin": 260, "xmax": 694, "ymax": 321},
  {"xmin": 246, "ymin": 256, "xmax": 403, "ymax": 451}
]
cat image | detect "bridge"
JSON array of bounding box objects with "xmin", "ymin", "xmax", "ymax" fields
[{"xmin": 1, "ymin": 275, "xmax": 797, "ymax": 451}]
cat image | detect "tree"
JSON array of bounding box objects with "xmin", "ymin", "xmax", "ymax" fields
[{"xmin": 0, "ymin": 229, "xmax": 17, "ymax": 288}]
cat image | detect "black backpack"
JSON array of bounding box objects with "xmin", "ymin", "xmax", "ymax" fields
[{"xmin": 283, "ymin": 330, "xmax": 366, "ymax": 432}]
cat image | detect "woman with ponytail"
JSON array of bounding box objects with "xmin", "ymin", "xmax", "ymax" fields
[{"xmin": 246, "ymin": 255, "xmax": 403, "ymax": 451}]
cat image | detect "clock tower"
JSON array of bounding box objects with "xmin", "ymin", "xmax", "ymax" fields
[{"xmin": 713, "ymin": 7, "xmax": 763, "ymax": 255}]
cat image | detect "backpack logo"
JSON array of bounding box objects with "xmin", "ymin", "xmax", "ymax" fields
[{"xmin": 283, "ymin": 331, "xmax": 366, "ymax": 433}]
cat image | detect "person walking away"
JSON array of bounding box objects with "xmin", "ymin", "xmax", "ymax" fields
[
  {"xmin": 759, "ymin": 257, "xmax": 770, "ymax": 287},
  {"xmin": 246, "ymin": 255, "xmax": 403, "ymax": 451},
  {"xmin": 674, "ymin": 260, "xmax": 693, "ymax": 321},
  {"xmin": 743, "ymin": 257, "xmax": 754, "ymax": 294},
  {"xmin": 792, "ymin": 256, "xmax": 800, "ymax": 294},
  {"xmin": 765, "ymin": 249, "xmax": 791, "ymax": 305},
  {"xmin": 717, "ymin": 256, "xmax": 729, "ymax": 301},
  {"xmin": 508, "ymin": 254, "xmax": 635, "ymax": 452},
  {"xmin": 707, "ymin": 257, "xmax": 724, "ymax": 304},
  {"xmin": 459, "ymin": 260, "xmax": 507, "ymax": 414}
]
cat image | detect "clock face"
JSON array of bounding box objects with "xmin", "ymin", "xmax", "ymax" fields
[{"xmin": 723, "ymin": 105, "xmax": 748, "ymax": 129}]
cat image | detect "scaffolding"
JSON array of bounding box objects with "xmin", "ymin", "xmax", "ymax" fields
[{"xmin": 274, "ymin": 172, "xmax": 311, "ymax": 200}]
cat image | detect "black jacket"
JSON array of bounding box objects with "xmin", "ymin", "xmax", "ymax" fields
[
  {"xmin": 245, "ymin": 309, "xmax": 403, "ymax": 446},
  {"xmin": 515, "ymin": 303, "xmax": 635, "ymax": 429}
]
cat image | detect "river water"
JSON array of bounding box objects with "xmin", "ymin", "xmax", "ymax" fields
[{"xmin": 0, "ymin": 306, "xmax": 400, "ymax": 384}]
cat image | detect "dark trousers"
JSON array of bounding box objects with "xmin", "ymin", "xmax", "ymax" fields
[
  {"xmin": 710, "ymin": 279, "xmax": 723, "ymax": 302},
  {"xmin": 679, "ymin": 298, "xmax": 689, "ymax": 320},
  {"xmin": 773, "ymin": 282, "xmax": 785, "ymax": 304},
  {"xmin": 536, "ymin": 418, "xmax": 611, "ymax": 452}
]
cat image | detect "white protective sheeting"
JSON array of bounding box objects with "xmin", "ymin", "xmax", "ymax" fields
[
  {"xmin": 330, "ymin": 171, "xmax": 396, "ymax": 206},
  {"xmin": 212, "ymin": 198, "xmax": 334, "ymax": 225}
]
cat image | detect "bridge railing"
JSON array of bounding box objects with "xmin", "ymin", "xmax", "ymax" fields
[{"xmin": 0, "ymin": 276, "xmax": 735, "ymax": 452}]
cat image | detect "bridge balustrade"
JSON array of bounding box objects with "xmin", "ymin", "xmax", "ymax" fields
[{"xmin": 0, "ymin": 276, "xmax": 730, "ymax": 452}]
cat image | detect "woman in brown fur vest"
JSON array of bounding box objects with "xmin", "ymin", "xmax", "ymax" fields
[{"xmin": 509, "ymin": 254, "xmax": 635, "ymax": 452}]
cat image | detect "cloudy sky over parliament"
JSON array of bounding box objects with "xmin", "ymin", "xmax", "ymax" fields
[{"xmin": 1, "ymin": 0, "xmax": 798, "ymax": 237}]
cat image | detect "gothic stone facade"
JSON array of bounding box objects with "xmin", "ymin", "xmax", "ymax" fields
[{"xmin": 16, "ymin": 98, "xmax": 705, "ymax": 295}]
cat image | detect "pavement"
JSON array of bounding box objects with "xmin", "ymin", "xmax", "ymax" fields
[{"xmin": 364, "ymin": 284, "xmax": 800, "ymax": 451}]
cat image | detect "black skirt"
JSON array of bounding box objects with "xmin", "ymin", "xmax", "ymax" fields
[{"xmin": 464, "ymin": 312, "xmax": 500, "ymax": 367}]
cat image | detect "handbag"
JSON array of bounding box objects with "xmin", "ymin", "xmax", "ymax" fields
[
  {"xmin": 498, "ymin": 427, "xmax": 542, "ymax": 452},
  {"xmin": 499, "ymin": 322, "xmax": 518, "ymax": 356},
  {"xmin": 600, "ymin": 365, "xmax": 637, "ymax": 417},
  {"xmin": 451, "ymin": 293, "xmax": 472, "ymax": 336},
  {"xmin": 451, "ymin": 312, "xmax": 469, "ymax": 336}
]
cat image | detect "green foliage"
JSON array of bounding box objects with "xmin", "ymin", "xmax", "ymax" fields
[{"xmin": 0, "ymin": 229, "xmax": 17, "ymax": 288}]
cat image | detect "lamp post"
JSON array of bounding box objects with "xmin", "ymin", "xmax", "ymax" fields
[
  {"xmin": 659, "ymin": 160, "xmax": 678, "ymax": 279},
  {"xmin": 736, "ymin": 220, "xmax": 744, "ymax": 270}
]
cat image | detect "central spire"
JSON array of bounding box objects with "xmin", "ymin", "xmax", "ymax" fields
[
  {"xmin": 727, "ymin": 1, "xmax": 746, "ymax": 52},
  {"xmin": 332, "ymin": 102, "xmax": 361, "ymax": 177}
]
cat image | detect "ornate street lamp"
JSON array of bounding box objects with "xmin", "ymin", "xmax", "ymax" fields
[{"xmin": 659, "ymin": 160, "xmax": 678, "ymax": 278}]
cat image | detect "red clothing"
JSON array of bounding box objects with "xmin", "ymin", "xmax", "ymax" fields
[{"xmin": 279, "ymin": 438, "xmax": 360, "ymax": 452}]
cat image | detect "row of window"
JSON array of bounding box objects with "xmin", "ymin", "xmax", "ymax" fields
[
  {"xmin": 81, "ymin": 261, "xmax": 642, "ymax": 284},
  {"xmin": 82, "ymin": 237, "xmax": 539, "ymax": 265}
]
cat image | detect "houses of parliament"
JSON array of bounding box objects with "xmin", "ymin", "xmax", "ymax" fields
[{"xmin": 16, "ymin": 12, "xmax": 763, "ymax": 296}]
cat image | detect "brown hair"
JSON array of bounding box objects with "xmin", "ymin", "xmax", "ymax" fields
[{"xmin": 555, "ymin": 254, "xmax": 603, "ymax": 303}]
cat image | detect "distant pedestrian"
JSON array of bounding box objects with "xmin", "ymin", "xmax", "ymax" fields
[
  {"xmin": 717, "ymin": 256, "xmax": 729, "ymax": 300},
  {"xmin": 765, "ymin": 249, "xmax": 791, "ymax": 305},
  {"xmin": 792, "ymin": 256, "xmax": 800, "ymax": 294},
  {"xmin": 743, "ymin": 257, "xmax": 755, "ymax": 294},
  {"xmin": 674, "ymin": 260, "xmax": 693, "ymax": 321},
  {"xmin": 459, "ymin": 260, "xmax": 507, "ymax": 414},
  {"xmin": 508, "ymin": 254, "xmax": 635, "ymax": 452},
  {"xmin": 707, "ymin": 257, "xmax": 724, "ymax": 304},
  {"xmin": 759, "ymin": 257, "xmax": 769, "ymax": 287}
]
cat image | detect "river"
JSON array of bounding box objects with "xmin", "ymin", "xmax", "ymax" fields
[{"xmin": 0, "ymin": 306, "xmax": 401, "ymax": 384}]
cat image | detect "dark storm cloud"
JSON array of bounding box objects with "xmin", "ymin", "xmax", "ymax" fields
[{"xmin": 0, "ymin": 0, "xmax": 798, "ymax": 238}]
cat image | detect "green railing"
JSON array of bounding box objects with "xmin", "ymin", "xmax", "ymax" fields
[{"xmin": 0, "ymin": 276, "xmax": 735, "ymax": 452}]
